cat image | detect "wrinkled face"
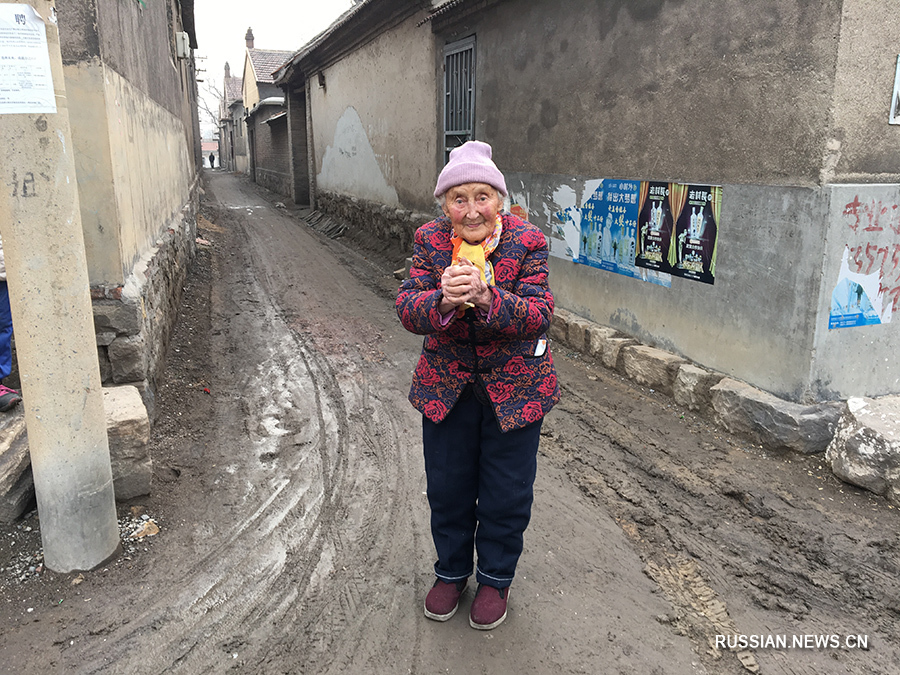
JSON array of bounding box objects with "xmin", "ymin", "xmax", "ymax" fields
[{"xmin": 442, "ymin": 182, "xmax": 502, "ymax": 244}]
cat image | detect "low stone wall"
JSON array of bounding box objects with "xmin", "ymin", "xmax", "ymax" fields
[
  {"xmin": 550, "ymin": 308, "xmax": 843, "ymax": 455},
  {"xmin": 315, "ymin": 190, "xmax": 434, "ymax": 260},
  {"xmin": 92, "ymin": 190, "xmax": 199, "ymax": 420}
]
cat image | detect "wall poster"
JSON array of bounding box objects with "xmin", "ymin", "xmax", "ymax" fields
[
  {"xmin": 890, "ymin": 55, "xmax": 900, "ymax": 125},
  {"xmin": 634, "ymin": 182, "xmax": 721, "ymax": 284},
  {"xmin": 669, "ymin": 184, "xmax": 721, "ymax": 284},
  {"xmin": 0, "ymin": 4, "xmax": 56, "ymax": 115},
  {"xmin": 538, "ymin": 175, "xmax": 722, "ymax": 287},
  {"xmin": 829, "ymin": 246, "xmax": 892, "ymax": 328},
  {"xmin": 578, "ymin": 179, "xmax": 642, "ymax": 279},
  {"xmin": 635, "ymin": 181, "xmax": 675, "ymax": 272}
]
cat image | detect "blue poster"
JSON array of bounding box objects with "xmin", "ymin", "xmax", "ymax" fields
[
  {"xmin": 829, "ymin": 278, "xmax": 882, "ymax": 328},
  {"xmin": 828, "ymin": 247, "xmax": 892, "ymax": 329},
  {"xmin": 577, "ymin": 180, "xmax": 641, "ymax": 278}
]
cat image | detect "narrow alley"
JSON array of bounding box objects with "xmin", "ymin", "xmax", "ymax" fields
[{"xmin": 1, "ymin": 172, "xmax": 898, "ymax": 674}]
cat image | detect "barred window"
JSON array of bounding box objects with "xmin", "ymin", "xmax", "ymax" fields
[{"xmin": 443, "ymin": 36, "xmax": 475, "ymax": 163}]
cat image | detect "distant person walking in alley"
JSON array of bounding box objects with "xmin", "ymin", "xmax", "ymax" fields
[
  {"xmin": 396, "ymin": 140, "xmax": 560, "ymax": 630},
  {"xmin": 0, "ymin": 236, "xmax": 22, "ymax": 412},
  {"xmin": 209, "ymin": 153, "xmax": 216, "ymax": 169}
]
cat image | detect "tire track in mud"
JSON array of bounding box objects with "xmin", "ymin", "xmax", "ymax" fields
[
  {"xmin": 162, "ymin": 194, "xmax": 420, "ymax": 674},
  {"xmin": 223, "ymin": 199, "xmax": 427, "ymax": 675},
  {"xmin": 71, "ymin": 186, "xmax": 422, "ymax": 673},
  {"xmin": 541, "ymin": 359, "xmax": 900, "ymax": 675},
  {"xmin": 72, "ymin": 226, "xmax": 352, "ymax": 673}
]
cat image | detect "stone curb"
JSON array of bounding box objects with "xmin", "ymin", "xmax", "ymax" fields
[
  {"xmin": 551, "ymin": 309, "xmax": 844, "ymax": 455},
  {"xmin": 551, "ymin": 309, "xmax": 900, "ymax": 504}
]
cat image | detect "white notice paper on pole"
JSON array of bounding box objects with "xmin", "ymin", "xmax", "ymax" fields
[{"xmin": 0, "ymin": 4, "xmax": 56, "ymax": 114}]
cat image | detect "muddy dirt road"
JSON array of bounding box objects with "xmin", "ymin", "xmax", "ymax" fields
[{"xmin": 1, "ymin": 171, "xmax": 899, "ymax": 674}]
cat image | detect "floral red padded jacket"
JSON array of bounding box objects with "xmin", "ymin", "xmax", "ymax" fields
[{"xmin": 396, "ymin": 212, "xmax": 560, "ymax": 432}]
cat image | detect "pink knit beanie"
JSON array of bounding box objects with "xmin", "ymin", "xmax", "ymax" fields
[{"xmin": 434, "ymin": 140, "xmax": 508, "ymax": 198}]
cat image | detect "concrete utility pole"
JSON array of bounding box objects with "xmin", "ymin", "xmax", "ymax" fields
[{"xmin": 0, "ymin": 0, "xmax": 119, "ymax": 571}]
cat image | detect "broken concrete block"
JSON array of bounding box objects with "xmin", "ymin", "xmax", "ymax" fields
[
  {"xmin": 0, "ymin": 467, "xmax": 34, "ymax": 524},
  {"xmin": 0, "ymin": 413, "xmax": 32, "ymax": 523},
  {"xmin": 674, "ymin": 364, "xmax": 724, "ymax": 413},
  {"xmin": 621, "ymin": 345, "xmax": 686, "ymax": 396},
  {"xmin": 103, "ymin": 385, "xmax": 152, "ymax": 500},
  {"xmin": 0, "ymin": 414, "xmax": 28, "ymax": 496},
  {"xmin": 711, "ymin": 378, "xmax": 841, "ymax": 454},
  {"xmin": 826, "ymin": 396, "xmax": 900, "ymax": 504}
]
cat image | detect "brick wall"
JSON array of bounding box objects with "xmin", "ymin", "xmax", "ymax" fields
[{"xmin": 251, "ymin": 109, "xmax": 290, "ymax": 197}]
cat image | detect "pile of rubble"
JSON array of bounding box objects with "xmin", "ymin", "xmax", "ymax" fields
[{"xmin": 0, "ymin": 506, "xmax": 160, "ymax": 589}]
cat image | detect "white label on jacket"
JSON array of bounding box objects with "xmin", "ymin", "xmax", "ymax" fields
[{"xmin": 534, "ymin": 339, "xmax": 547, "ymax": 357}]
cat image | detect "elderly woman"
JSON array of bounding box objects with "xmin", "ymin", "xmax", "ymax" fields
[{"xmin": 396, "ymin": 140, "xmax": 560, "ymax": 630}]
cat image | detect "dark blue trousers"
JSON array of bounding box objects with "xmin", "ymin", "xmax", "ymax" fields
[
  {"xmin": 0, "ymin": 281, "xmax": 12, "ymax": 381},
  {"xmin": 423, "ymin": 387, "xmax": 542, "ymax": 589}
]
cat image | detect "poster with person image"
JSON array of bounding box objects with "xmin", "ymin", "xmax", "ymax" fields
[
  {"xmin": 635, "ymin": 181, "xmax": 675, "ymax": 273},
  {"xmin": 578, "ymin": 179, "xmax": 640, "ymax": 277},
  {"xmin": 668, "ymin": 184, "xmax": 721, "ymax": 284}
]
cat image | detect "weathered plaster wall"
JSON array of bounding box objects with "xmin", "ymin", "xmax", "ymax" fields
[
  {"xmin": 243, "ymin": 59, "xmax": 261, "ymax": 110},
  {"xmin": 507, "ymin": 173, "xmax": 828, "ymax": 400},
  {"xmin": 310, "ymin": 12, "xmax": 438, "ymax": 213},
  {"xmin": 64, "ymin": 60, "xmax": 122, "ymax": 285},
  {"xmin": 828, "ymin": 0, "xmax": 900, "ymax": 182},
  {"xmin": 93, "ymin": 0, "xmax": 186, "ymax": 120},
  {"xmin": 456, "ymin": 0, "xmax": 846, "ymax": 187},
  {"xmin": 811, "ymin": 184, "xmax": 900, "ymax": 398},
  {"xmin": 66, "ymin": 60, "xmax": 194, "ymax": 285},
  {"xmin": 102, "ymin": 66, "xmax": 195, "ymax": 278},
  {"xmin": 57, "ymin": 0, "xmax": 200, "ymax": 414},
  {"xmin": 230, "ymin": 103, "xmax": 249, "ymax": 174}
]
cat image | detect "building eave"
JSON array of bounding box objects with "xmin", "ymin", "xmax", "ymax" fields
[{"xmin": 274, "ymin": 0, "xmax": 432, "ymax": 87}]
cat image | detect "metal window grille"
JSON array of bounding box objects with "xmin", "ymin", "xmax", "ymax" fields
[{"xmin": 443, "ymin": 36, "xmax": 475, "ymax": 163}]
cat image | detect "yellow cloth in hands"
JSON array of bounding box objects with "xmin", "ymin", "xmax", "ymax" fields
[{"xmin": 452, "ymin": 240, "xmax": 487, "ymax": 310}]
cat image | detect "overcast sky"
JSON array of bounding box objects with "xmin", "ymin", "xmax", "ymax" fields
[{"xmin": 192, "ymin": 0, "xmax": 355, "ymax": 136}]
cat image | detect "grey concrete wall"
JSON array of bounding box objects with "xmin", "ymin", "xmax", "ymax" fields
[
  {"xmin": 295, "ymin": 0, "xmax": 900, "ymax": 401},
  {"xmin": 810, "ymin": 184, "xmax": 900, "ymax": 398},
  {"xmin": 506, "ymin": 173, "xmax": 829, "ymax": 400},
  {"xmin": 428, "ymin": 0, "xmax": 900, "ymax": 401},
  {"xmin": 457, "ymin": 0, "xmax": 848, "ymax": 187},
  {"xmin": 829, "ymin": 0, "xmax": 900, "ymax": 182}
]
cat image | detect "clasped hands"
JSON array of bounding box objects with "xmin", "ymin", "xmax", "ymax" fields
[{"xmin": 438, "ymin": 257, "xmax": 492, "ymax": 314}]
